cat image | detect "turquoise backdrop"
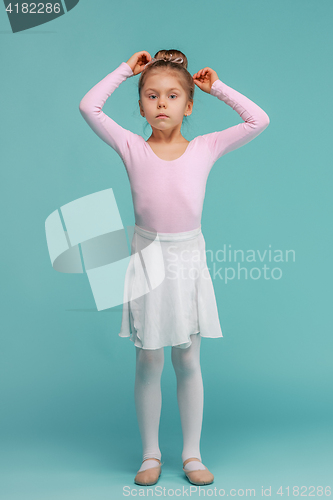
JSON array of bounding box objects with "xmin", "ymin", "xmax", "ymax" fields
[{"xmin": 1, "ymin": 0, "xmax": 332, "ymax": 498}]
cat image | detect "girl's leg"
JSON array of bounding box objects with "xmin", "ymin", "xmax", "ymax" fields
[
  {"xmin": 134, "ymin": 345, "xmax": 164, "ymax": 472},
  {"xmin": 171, "ymin": 334, "xmax": 207, "ymax": 471}
]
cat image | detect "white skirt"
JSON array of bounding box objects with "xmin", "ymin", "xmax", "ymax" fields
[{"xmin": 118, "ymin": 224, "xmax": 223, "ymax": 350}]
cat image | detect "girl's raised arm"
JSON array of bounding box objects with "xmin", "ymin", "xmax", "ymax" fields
[
  {"xmin": 203, "ymin": 79, "xmax": 270, "ymax": 164},
  {"xmin": 79, "ymin": 62, "xmax": 136, "ymax": 163}
]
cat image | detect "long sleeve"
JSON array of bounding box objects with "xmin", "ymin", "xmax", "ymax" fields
[
  {"xmin": 203, "ymin": 79, "xmax": 270, "ymax": 163},
  {"xmin": 79, "ymin": 62, "xmax": 136, "ymax": 163}
]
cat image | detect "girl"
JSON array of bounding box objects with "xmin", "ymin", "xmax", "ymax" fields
[{"xmin": 79, "ymin": 49, "xmax": 269, "ymax": 486}]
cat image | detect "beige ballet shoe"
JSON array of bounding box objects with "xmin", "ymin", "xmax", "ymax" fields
[
  {"xmin": 183, "ymin": 457, "xmax": 214, "ymax": 485},
  {"xmin": 134, "ymin": 458, "xmax": 163, "ymax": 486}
]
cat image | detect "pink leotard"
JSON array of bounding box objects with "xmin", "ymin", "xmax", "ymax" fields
[{"xmin": 79, "ymin": 62, "xmax": 270, "ymax": 233}]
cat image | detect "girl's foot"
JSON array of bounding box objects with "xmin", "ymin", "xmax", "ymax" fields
[
  {"xmin": 183, "ymin": 457, "xmax": 214, "ymax": 485},
  {"xmin": 134, "ymin": 458, "xmax": 162, "ymax": 486}
]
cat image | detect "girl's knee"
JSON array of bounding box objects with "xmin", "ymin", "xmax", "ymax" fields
[
  {"xmin": 136, "ymin": 347, "xmax": 164, "ymax": 375},
  {"xmin": 171, "ymin": 345, "xmax": 200, "ymax": 376}
]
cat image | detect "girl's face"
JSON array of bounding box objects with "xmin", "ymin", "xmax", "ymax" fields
[{"xmin": 139, "ymin": 71, "xmax": 192, "ymax": 131}]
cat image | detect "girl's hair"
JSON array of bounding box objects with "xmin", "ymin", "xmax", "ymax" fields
[{"xmin": 138, "ymin": 49, "xmax": 195, "ymax": 104}]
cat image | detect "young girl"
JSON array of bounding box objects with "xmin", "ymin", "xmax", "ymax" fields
[{"xmin": 79, "ymin": 49, "xmax": 269, "ymax": 486}]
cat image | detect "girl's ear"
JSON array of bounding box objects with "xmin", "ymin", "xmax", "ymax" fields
[
  {"xmin": 138, "ymin": 100, "xmax": 145, "ymax": 117},
  {"xmin": 186, "ymin": 101, "xmax": 193, "ymax": 115}
]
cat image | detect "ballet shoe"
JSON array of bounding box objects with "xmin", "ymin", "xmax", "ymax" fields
[
  {"xmin": 134, "ymin": 458, "xmax": 163, "ymax": 486},
  {"xmin": 183, "ymin": 457, "xmax": 214, "ymax": 485}
]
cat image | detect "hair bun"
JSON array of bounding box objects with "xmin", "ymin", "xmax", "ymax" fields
[{"xmin": 154, "ymin": 49, "xmax": 188, "ymax": 70}]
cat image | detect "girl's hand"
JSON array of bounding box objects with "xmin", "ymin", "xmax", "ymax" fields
[
  {"xmin": 193, "ymin": 67, "xmax": 219, "ymax": 93},
  {"xmin": 126, "ymin": 51, "xmax": 152, "ymax": 76}
]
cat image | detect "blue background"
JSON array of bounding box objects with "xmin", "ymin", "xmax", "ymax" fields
[{"xmin": 1, "ymin": 0, "xmax": 332, "ymax": 498}]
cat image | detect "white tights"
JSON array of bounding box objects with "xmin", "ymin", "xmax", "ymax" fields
[{"xmin": 134, "ymin": 333, "xmax": 206, "ymax": 472}]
